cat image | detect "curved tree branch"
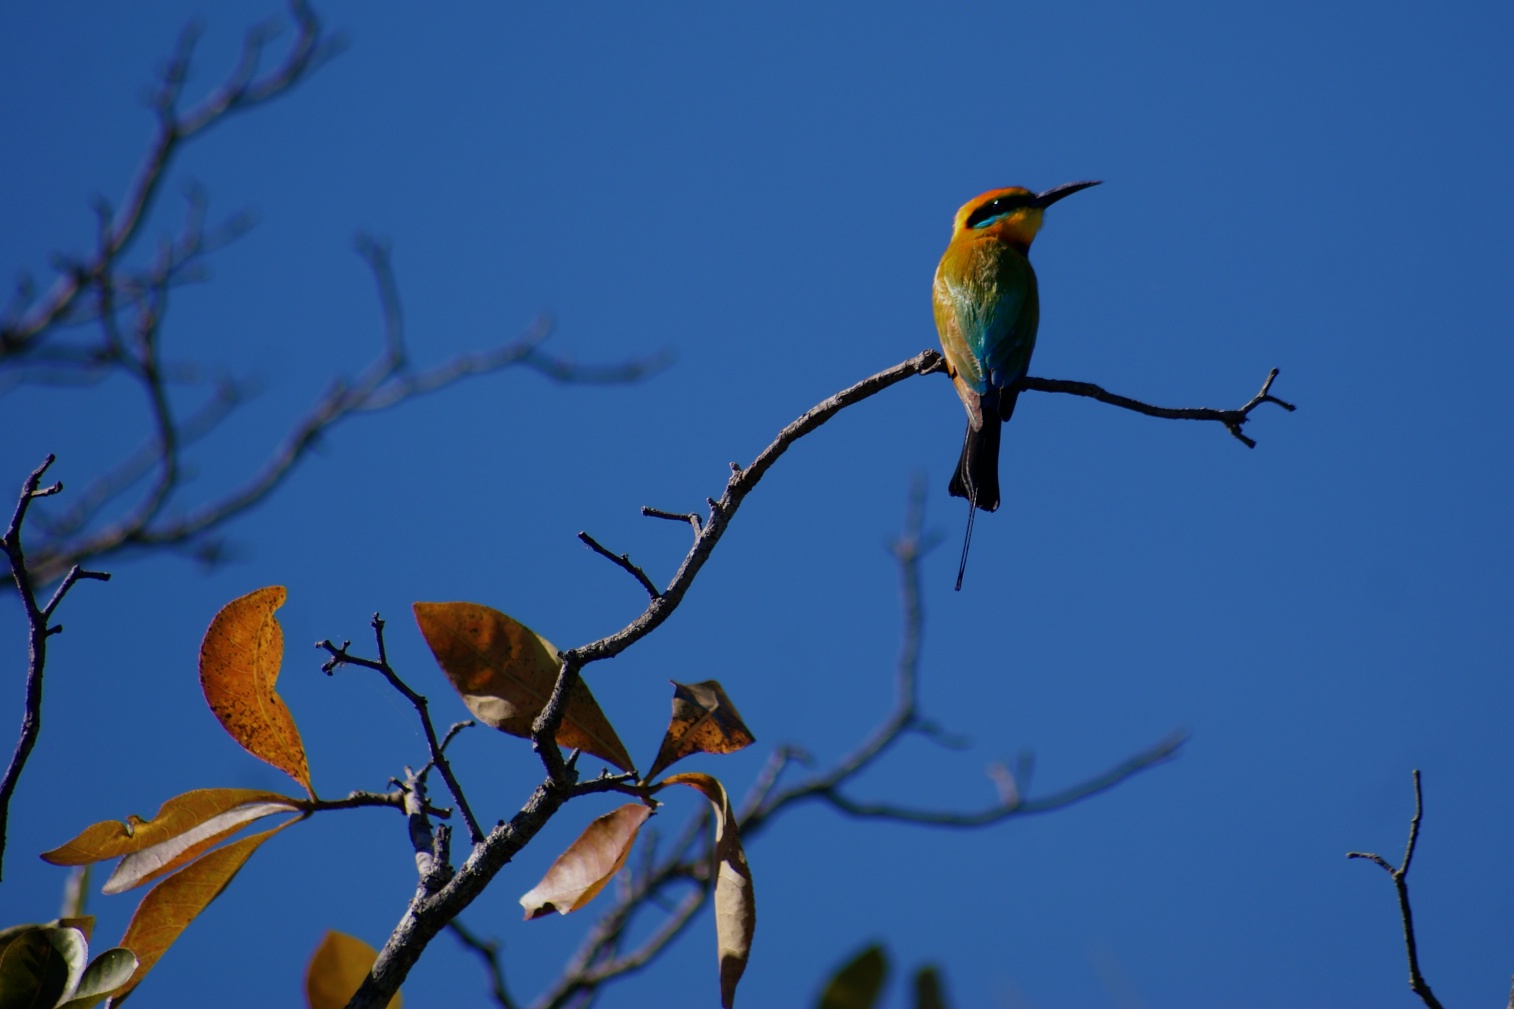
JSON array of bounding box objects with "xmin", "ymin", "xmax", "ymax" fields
[{"xmin": 1022, "ymin": 366, "xmax": 1294, "ymax": 448}]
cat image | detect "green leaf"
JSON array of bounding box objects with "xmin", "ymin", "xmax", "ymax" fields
[
  {"xmin": 56, "ymin": 947, "xmax": 138, "ymax": 1009},
  {"xmin": 0, "ymin": 926, "xmax": 83, "ymax": 1009}
]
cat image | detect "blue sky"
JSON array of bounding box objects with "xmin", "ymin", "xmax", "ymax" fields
[{"xmin": 3, "ymin": 2, "xmax": 1512, "ymax": 1006}]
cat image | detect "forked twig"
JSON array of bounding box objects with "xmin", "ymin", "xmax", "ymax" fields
[
  {"xmin": 0, "ymin": 457, "xmax": 110, "ymax": 880},
  {"xmin": 1347, "ymin": 769, "xmax": 1444, "ymax": 1009},
  {"xmin": 318, "ymin": 617, "xmax": 484, "ymax": 845}
]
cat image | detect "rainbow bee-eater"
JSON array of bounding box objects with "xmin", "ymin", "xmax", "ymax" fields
[{"xmin": 933, "ymin": 180, "xmax": 1101, "ymax": 589}]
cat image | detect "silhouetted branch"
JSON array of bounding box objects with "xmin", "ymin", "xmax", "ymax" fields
[
  {"xmin": 319, "ymin": 616, "xmax": 484, "ymax": 845},
  {"xmin": 0, "ymin": 457, "xmax": 110, "ymax": 881},
  {"xmin": 578, "ymin": 531, "xmax": 661, "ymax": 600},
  {"xmin": 12, "ymin": 236, "xmax": 666, "ymax": 589},
  {"xmin": 1348, "ymin": 769, "xmax": 1445, "ymax": 1009},
  {"xmin": 2, "ymin": 9, "xmax": 666, "ymax": 591},
  {"xmin": 1021, "ymin": 367, "xmax": 1294, "ymax": 449},
  {"xmin": 807, "ymin": 732, "xmax": 1185, "ymax": 826},
  {"xmin": 449, "ymin": 919, "xmax": 521, "ymax": 1009},
  {"xmin": 0, "ymin": 0, "xmax": 340, "ymax": 357}
]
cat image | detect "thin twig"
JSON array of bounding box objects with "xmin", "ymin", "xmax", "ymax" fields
[
  {"xmin": 303, "ymin": 788, "xmax": 452, "ymax": 820},
  {"xmin": 578, "ymin": 532, "xmax": 660, "ymax": 600},
  {"xmin": 318, "ymin": 616, "xmax": 484, "ymax": 845},
  {"xmin": 808, "ymin": 730, "xmax": 1185, "ymax": 827},
  {"xmin": 640, "ymin": 506, "xmax": 702, "ymax": 536},
  {"xmin": 1347, "ymin": 769, "xmax": 1444, "ymax": 1009},
  {"xmin": 448, "ymin": 919, "xmax": 521, "ymax": 1009},
  {"xmin": 1021, "ymin": 367, "xmax": 1294, "ymax": 449},
  {"xmin": 0, "ymin": 457, "xmax": 110, "ymax": 880}
]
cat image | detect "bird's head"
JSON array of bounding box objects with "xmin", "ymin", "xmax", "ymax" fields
[{"xmin": 951, "ymin": 180, "xmax": 1102, "ymax": 249}]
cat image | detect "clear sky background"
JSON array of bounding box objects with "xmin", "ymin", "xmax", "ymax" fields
[{"xmin": 3, "ymin": 2, "xmax": 1512, "ymax": 1007}]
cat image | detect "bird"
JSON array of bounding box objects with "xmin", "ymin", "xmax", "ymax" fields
[{"xmin": 932, "ymin": 180, "xmax": 1101, "ymax": 590}]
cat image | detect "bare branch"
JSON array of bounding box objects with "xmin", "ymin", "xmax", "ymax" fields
[
  {"xmin": 14, "ymin": 240, "xmax": 666, "ymax": 588},
  {"xmin": 3, "ymin": 11, "xmax": 666, "ymax": 592},
  {"xmin": 1021, "ymin": 367, "xmax": 1294, "ymax": 449},
  {"xmin": 640, "ymin": 506, "xmax": 702, "ymax": 535},
  {"xmin": 578, "ymin": 531, "xmax": 660, "ymax": 600},
  {"xmin": 449, "ymin": 919, "xmax": 521, "ymax": 1009},
  {"xmin": 1347, "ymin": 769, "xmax": 1444, "ymax": 1009},
  {"xmin": 304, "ymin": 788, "xmax": 451, "ymax": 820},
  {"xmin": 0, "ymin": 0, "xmax": 340, "ymax": 356},
  {"xmin": 319, "ymin": 616, "xmax": 484, "ymax": 845},
  {"xmin": 806, "ymin": 730, "xmax": 1185, "ymax": 827},
  {"xmin": 0, "ymin": 458, "xmax": 110, "ymax": 880}
]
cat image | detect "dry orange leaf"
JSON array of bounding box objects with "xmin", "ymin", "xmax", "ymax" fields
[
  {"xmin": 40, "ymin": 788, "xmax": 304, "ymax": 881},
  {"xmin": 305, "ymin": 930, "xmax": 402, "ymax": 1009},
  {"xmin": 659, "ymin": 772, "xmax": 755, "ymax": 1009},
  {"xmin": 645, "ymin": 680, "xmax": 756, "ymax": 780},
  {"xmin": 111, "ymin": 819, "xmax": 294, "ymax": 1005},
  {"xmin": 412, "ymin": 602, "xmax": 634, "ymax": 773},
  {"xmin": 198, "ymin": 586, "xmax": 314, "ymax": 797},
  {"xmin": 519, "ymin": 803, "xmax": 653, "ymax": 919}
]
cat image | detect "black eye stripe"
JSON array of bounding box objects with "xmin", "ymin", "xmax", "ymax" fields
[{"xmin": 965, "ymin": 194, "xmax": 1032, "ymax": 230}]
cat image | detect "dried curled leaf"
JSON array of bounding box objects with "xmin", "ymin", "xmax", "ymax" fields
[
  {"xmin": 111, "ymin": 820, "xmax": 294, "ymax": 1005},
  {"xmin": 646, "ymin": 680, "xmax": 756, "ymax": 781},
  {"xmin": 413, "ymin": 602, "xmax": 634, "ymax": 772},
  {"xmin": 40, "ymin": 788, "xmax": 304, "ymax": 896},
  {"xmin": 199, "ymin": 586, "xmax": 314, "ymax": 797},
  {"xmin": 305, "ymin": 931, "xmax": 402, "ymax": 1009},
  {"xmin": 520, "ymin": 804, "xmax": 653, "ymax": 919},
  {"xmin": 817, "ymin": 943, "xmax": 889, "ymax": 1009},
  {"xmin": 659, "ymin": 772, "xmax": 755, "ymax": 1009}
]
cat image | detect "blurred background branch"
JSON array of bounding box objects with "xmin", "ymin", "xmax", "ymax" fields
[{"xmin": 0, "ymin": 2, "xmax": 666, "ymax": 590}]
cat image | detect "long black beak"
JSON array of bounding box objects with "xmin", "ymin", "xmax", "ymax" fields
[{"xmin": 1033, "ymin": 179, "xmax": 1102, "ymax": 209}]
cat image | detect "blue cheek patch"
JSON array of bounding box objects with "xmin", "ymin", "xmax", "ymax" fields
[{"xmin": 971, "ymin": 213, "xmax": 1009, "ymax": 230}]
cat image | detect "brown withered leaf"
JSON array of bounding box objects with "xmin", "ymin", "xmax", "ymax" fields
[
  {"xmin": 645, "ymin": 680, "xmax": 755, "ymax": 780},
  {"xmin": 99, "ymin": 799, "xmax": 303, "ymax": 896},
  {"xmin": 40, "ymin": 788, "xmax": 305, "ymax": 893},
  {"xmin": 198, "ymin": 586, "xmax": 314, "ymax": 797},
  {"xmin": 519, "ymin": 803, "xmax": 653, "ymax": 920},
  {"xmin": 111, "ymin": 819, "xmax": 294, "ymax": 1005},
  {"xmin": 305, "ymin": 931, "xmax": 402, "ymax": 1009},
  {"xmin": 659, "ymin": 772, "xmax": 754, "ymax": 1009},
  {"xmin": 412, "ymin": 602, "xmax": 634, "ymax": 773}
]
